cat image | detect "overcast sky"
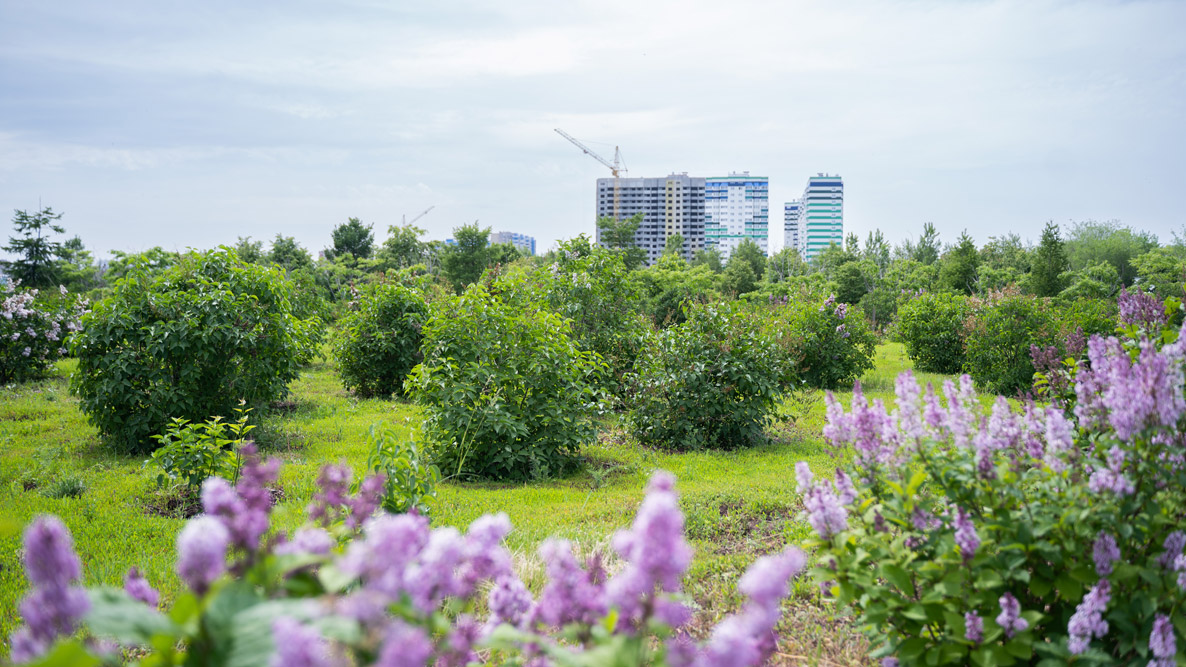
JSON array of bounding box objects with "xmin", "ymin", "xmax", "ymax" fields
[{"xmin": 2, "ymin": 0, "xmax": 1184, "ymax": 259}]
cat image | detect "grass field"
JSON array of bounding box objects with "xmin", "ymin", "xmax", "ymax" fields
[{"xmin": 0, "ymin": 342, "xmax": 959, "ymax": 664}]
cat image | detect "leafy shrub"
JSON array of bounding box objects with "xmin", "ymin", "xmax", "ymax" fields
[
  {"xmin": 8, "ymin": 465, "xmax": 806, "ymax": 667},
  {"xmin": 148, "ymin": 410, "xmax": 255, "ymax": 490},
  {"xmin": 1057, "ymin": 297, "xmax": 1117, "ymax": 339},
  {"xmin": 628, "ymin": 301, "xmax": 787, "ymax": 451},
  {"xmin": 361, "ymin": 422, "xmax": 439, "ymax": 515},
  {"xmin": 896, "ymin": 291, "xmax": 969, "ymax": 374},
  {"xmin": 807, "ymin": 321, "xmax": 1186, "ymax": 665},
  {"xmin": 962, "ymin": 292, "xmax": 1058, "ymax": 395},
  {"xmin": 1, "ymin": 282, "xmax": 86, "ymax": 384},
  {"xmin": 41, "ymin": 477, "xmax": 85, "ymax": 499},
  {"xmin": 333, "ymin": 279, "xmax": 428, "ymax": 398},
  {"xmin": 407, "ymin": 284, "xmax": 602, "ymax": 481},
  {"xmin": 71, "ymin": 248, "xmax": 320, "ymax": 454},
  {"xmin": 780, "ymin": 295, "xmax": 878, "ymax": 390}
]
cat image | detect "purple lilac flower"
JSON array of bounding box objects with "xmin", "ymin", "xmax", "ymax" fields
[
  {"xmin": 923, "ymin": 384, "xmax": 945, "ymax": 432},
  {"xmin": 666, "ymin": 633, "xmax": 700, "ymax": 667},
  {"xmin": 1086, "ymin": 336, "xmax": 1186, "ymax": 441},
  {"xmin": 534, "ymin": 539, "xmax": 606, "ymax": 628},
  {"xmin": 400, "ymin": 526, "xmax": 464, "ymax": 613},
  {"xmin": 1068, "ymin": 580, "xmax": 1111, "ymax": 654},
  {"xmin": 996, "ymin": 593, "xmax": 1027, "ymax": 638},
  {"xmin": 698, "ymin": 547, "xmax": 804, "ymax": 667},
  {"xmin": 176, "ymin": 515, "xmax": 229, "ymax": 594},
  {"xmin": 607, "ymin": 471, "xmax": 693, "ymax": 630},
  {"xmin": 1118, "ymin": 288, "xmax": 1166, "ymax": 331},
  {"xmin": 1092, "ymin": 533, "xmax": 1121, "ymax": 576},
  {"xmin": 376, "ymin": 621, "xmax": 433, "ymax": 667},
  {"xmin": 9, "ymin": 517, "xmax": 91, "ymax": 663},
  {"xmin": 834, "ymin": 469, "xmax": 857, "ymax": 505},
  {"xmin": 1043, "ymin": 407, "xmax": 1074, "ymax": 472},
  {"xmin": 307, "ymin": 464, "xmax": 351, "ymax": 526},
  {"xmin": 1148, "ymin": 614, "xmax": 1176, "ymax": 666},
  {"xmin": 881, "ymin": 660, "xmax": 899, "ymax": 667},
  {"xmin": 486, "ymin": 575, "xmax": 534, "ymax": 631},
  {"xmin": 1088, "ymin": 446, "xmax": 1135, "ymax": 496},
  {"xmin": 21, "ymin": 346, "xmax": 30, "ymax": 356},
  {"xmin": 911, "ymin": 507, "xmax": 940, "ymax": 532},
  {"xmin": 972, "ymin": 427, "xmax": 999, "ymax": 480},
  {"xmin": 270, "ymin": 616, "xmax": 331, "ymax": 667},
  {"xmin": 796, "ymin": 462, "xmax": 848, "ymax": 540},
  {"xmin": 894, "ymin": 371, "xmax": 925, "ymax": 443},
  {"xmin": 348, "ymin": 474, "xmax": 386, "ymax": 528},
  {"xmin": 275, "ymin": 527, "xmax": 335, "ymax": 557},
  {"xmin": 454, "ymin": 513, "xmax": 514, "ymax": 600},
  {"xmin": 1175, "ymin": 554, "xmax": 1186, "ymax": 591},
  {"xmin": 986, "ymin": 397, "xmax": 1022, "ymax": 451},
  {"xmin": 953, "ymin": 508, "xmax": 979, "ymax": 562},
  {"xmin": 228, "ymin": 444, "xmax": 279, "ymax": 552},
  {"xmin": 340, "ymin": 513, "xmax": 429, "ymax": 601},
  {"xmin": 965, "ymin": 611, "xmax": 983, "ymax": 643},
  {"xmin": 124, "ymin": 567, "xmax": 160, "ymax": 607},
  {"xmin": 1157, "ymin": 531, "xmax": 1185, "ymax": 569},
  {"xmin": 437, "ymin": 614, "xmax": 481, "ymax": 667}
]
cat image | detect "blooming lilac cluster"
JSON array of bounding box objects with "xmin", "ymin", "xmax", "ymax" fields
[
  {"xmin": 1087, "ymin": 446, "xmax": 1135, "ymax": 496},
  {"xmin": 1075, "ymin": 334, "xmax": 1186, "ymax": 439},
  {"xmin": 952, "ymin": 509, "xmax": 980, "ymax": 563},
  {"xmin": 1, "ymin": 281, "xmax": 87, "ymax": 383},
  {"xmin": 1148, "ymin": 614, "xmax": 1176, "ymax": 667},
  {"xmin": 200, "ymin": 443, "xmax": 279, "ymax": 554},
  {"xmin": 795, "ymin": 462, "xmax": 853, "ymax": 540},
  {"xmin": 1092, "ymin": 532, "xmax": 1121, "ymax": 576},
  {"xmin": 8, "ymin": 517, "xmax": 91, "ymax": 663},
  {"xmin": 123, "ymin": 567, "xmax": 160, "ymax": 608},
  {"xmin": 1118, "ymin": 288, "xmax": 1166, "ymax": 332},
  {"xmin": 964, "ymin": 611, "xmax": 983, "ymax": 643},
  {"xmin": 1068, "ymin": 580, "xmax": 1111, "ymax": 654},
  {"xmin": 306, "ymin": 463, "xmax": 385, "ymax": 530},
  {"xmin": 995, "ymin": 593, "xmax": 1028, "ymax": 638}
]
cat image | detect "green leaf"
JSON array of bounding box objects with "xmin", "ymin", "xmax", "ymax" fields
[
  {"xmin": 881, "ymin": 563, "xmax": 916, "ymax": 597},
  {"xmin": 84, "ymin": 588, "xmax": 179, "ymax": 645},
  {"xmin": 22, "ymin": 640, "xmax": 100, "ymax": 667}
]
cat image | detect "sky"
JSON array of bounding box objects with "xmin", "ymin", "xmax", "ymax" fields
[{"xmin": 1, "ymin": 0, "xmax": 1184, "ymax": 259}]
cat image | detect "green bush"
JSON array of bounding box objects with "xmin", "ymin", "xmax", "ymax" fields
[
  {"xmin": 897, "ymin": 292, "xmax": 970, "ymax": 374},
  {"xmin": 148, "ymin": 410, "xmax": 255, "ymax": 490},
  {"xmin": 333, "ymin": 279, "xmax": 428, "ymax": 398},
  {"xmin": 781, "ymin": 296, "xmax": 878, "ymax": 390},
  {"xmin": 962, "ymin": 292, "xmax": 1058, "ymax": 395},
  {"xmin": 1056, "ymin": 298, "xmax": 1117, "ymax": 339},
  {"xmin": 361, "ymin": 422, "xmax": 440, "ymax": 516},
  {"xmin": 71, "ymin": 248, "xmax": 320, "ymax": 454},
  {"xmin": 628, "ymin": 301, "xmax": 786, "ymax": 451},
  {"xmin": 407, "ymin": 284, "xmax": 602, "ymax": 481}
]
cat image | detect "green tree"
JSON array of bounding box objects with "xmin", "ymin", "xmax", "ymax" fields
[
  {"xmin": 722, "ymin": 259, "xmax": 758, "ymax": 295},
  {"xmin": 1031, "ymin": 222, "xmax": 1069, "ymax": 297},
  {"xmin": 597, "ymin": 213, "xmax": 646, "ymax": 270},
  {"xmin": 104, "ymin": 247, "xmax": 182, "ymax": 284},
  {"xmin": 1065, "ymin": 219, "xmax": 1157, "ymax": 287},
  {"xmin": 980, "ymin": 232, "xmax": 1032, "ymax": 273},
  {"xmin": 903, "ymin": 222, "xmax": 941, "ymax": 265},
  {"xmin": 441, "ymin": 223, "xmax": 492, "ymax": 292},
  {"xmin": 56, "ymin": 236, "xmax": 101, "ymax": 292},
  {"xmin": 938, "ymin": 231, "xmax": 980, "ymax": 295},
  {"xmin": 690, "ymin": 248, "xmax": 723, "ymax": 273},
  {"xmin": 2, "ymin": 207, "xmax": 67, "ymax": 288},
  {"xmin": 378, "ymin": 224, "xmax": 430, "ymax": 270},
  {"xmin": 766, "ymin": 247, "xmax": 806, "ymax": 283},
  {"xmin": 729, "ymin": 238, "xmax": 767, "ymax": 281},
  {"xmin": 836, "ymin": 260, "xmax": 876, "ymax": 304},
  {"xmin": 1132, "ymin": 247, "xmax": 1186, "ymax": 299},
  {"xmin": 268, "ymin": 235, "xmax": 313, "ymax": 273},
  {"xmin": 663, "ymin": 233, "xmax": 685, "ymax": 257},
  {"xmin": 329, "ymin": 217, "xmax": 375, "ymax": 260},
  {"xmin": 862, "ymin": 230, "xmax": 891, "ymax": 273},
  {"xmin": 233, "ymin": 236, "xmax": 266, "ymax": 264}
]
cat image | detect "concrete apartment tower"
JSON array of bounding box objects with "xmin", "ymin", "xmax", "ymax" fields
[
  {"xmin": 783, "ymin": 200, "xmax": 803, "ymax": 254},
  {"xmin": 489, "ymin": 231, "xmax": 536, "ymax": 256},
  {"xmin": 704, "ymin": 172, "xmax": 769, "ymax": 261},
  {"xmin": 800, "ymin": 174, "xmax": 843, "ymax": 262},
  {"xmin": 595, "ymin": 173, "xmax": 705, "ymax": 266}
]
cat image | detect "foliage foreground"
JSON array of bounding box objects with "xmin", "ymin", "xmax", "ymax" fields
[{"xmin": 8, "ymin": 445, "xmax": 805, "ymax": 667}]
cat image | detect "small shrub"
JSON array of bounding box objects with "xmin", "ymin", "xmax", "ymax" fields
[
  {"xmin": 148, "ymin": 410, "xmax": 255, "ymax": 490},
  {"xmin": 361, "ymin": 422, "xmax": 439, "ymax": 515},
  {"xmin": 41, "ymin": 477, "xmax": 85, "ymax": 499},
  {"xmin": 781, "ymin": 295, "xmax": 878, "ymax": 390},
  {"xmin": 333, "ymin": 279, "xmax": 428, "ymax": 398},
  {"xmin": 896, "ymin": 291, "xmax": 969, "ymax": 374},
  {"xmin": 962, "ymin": 292, "xmax": 1058, "ymax": 395},
  {"xmin": 407, "ymin": 284, "xmax": 602, "ymax": 481},
  {"xmin": 628, "ymin": 300, "xmax": 787, "ymax": 451},
  {"xmin": 0, "ymin": 282, "xmax": 86, "ymax": 384},
  {"xmin": 71, "ymin": 248, "xmax": 320, "ymax": 454}
]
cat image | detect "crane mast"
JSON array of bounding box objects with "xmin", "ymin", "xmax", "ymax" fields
[{"xmin": 554, "ymin": 129, "xmax": 627, "ymax": 223}]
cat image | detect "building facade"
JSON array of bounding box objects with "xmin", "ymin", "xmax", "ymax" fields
[
  {"xmin": 783, "ymin": 199, "xmax": 802, "ymax": 254},
  {"xmin": 800, "ymin": 174, "xmax": 843, "ymax": 262},
  {"xmin": 704, "ymin": 172, "xmax": 769, "ymax": 261},
  {"xmin": 490, "ymin": 231, "xmax": 536, "ymax": 256},
  {"xmin": 595, "ymin": 173, "xmax": 705, "ymax": 266}
]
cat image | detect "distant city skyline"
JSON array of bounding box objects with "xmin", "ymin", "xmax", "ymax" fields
[{"xmin": 2, "ymin": 1, "xmax": 1184, "ymax": 260}]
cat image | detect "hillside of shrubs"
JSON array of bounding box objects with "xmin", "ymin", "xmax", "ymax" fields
[{"xmin": 3, "ymin": 207, "xmax": 1186, "ymax": 665}]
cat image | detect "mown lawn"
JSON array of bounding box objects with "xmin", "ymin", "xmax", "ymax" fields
[{"xmin": 0, "ymin": 342, "xmax": 959, "ymax": 664}]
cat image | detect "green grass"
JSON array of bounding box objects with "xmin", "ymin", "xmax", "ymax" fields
[{"xmin": 0, "ymin": 342, "xmax": 958, "ymax": 664}]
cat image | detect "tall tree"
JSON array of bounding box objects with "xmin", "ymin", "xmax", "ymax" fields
[
  {"xmin": 2, "ymin": 207, "xmax": 66, "ymax": 288},
  {"xmin": 1031, "ymin": 222, "xmax": 1069, "ymax": 297},
  {"xmin": 862, "ymin": 230, "xmax": 891, "ymax": 273},
  {"xmin": 441, "ymin": 223, "xmax": 492, "ymax": 292},
  {"xmin": 663, "ymin": 233, "xmax": 685, "ymax": 257},
  {"xmin": 1065, "ymin": 219, "xmax": 1158, "ymax": 287},
  {"xmin": 329, "ymin": 217, "xmax": 375, "ymax": 259},
  {"xmin": 766, "ymin": 247, "xmax": 806, "ymax": 283},
  {"xmin": 729, "ymin": 238, "xmax": 767, "ymax": 282},
  {"xmin": 233, "ymin": 236, "xmax": 266, "ymax": 264},
  {"xmin": 912, "ymin": 223, "xmax": 941, "ymax": 265},
  {"xmin": 938, "ymin": 231, "xmax": 980, "ymax": 295},
  {"xmin": 690, "ymin": 248, "xmax": 723, "ymax": 273},
  {"xmin": 597, "ymin": 213, "xmax": 647, "ymax": 270},
  {"xmin": 268, "ymin": 235, "xmax": 314, "ymax": 273}
]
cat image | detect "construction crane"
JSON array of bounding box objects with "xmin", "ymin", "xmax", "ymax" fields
[
  {"xmin": 554, "ymin": 129, "xmax": 627, "ymax": 222},
  {"xmin": 402, "ymin": 205, "xmax": 434, "ymax": 226}
]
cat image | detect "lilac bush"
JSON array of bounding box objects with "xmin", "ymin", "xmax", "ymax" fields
[
  {"xmin": 806, "ymin": 312, "xmax": 1186, "ymax": 665},
  {"xmin": 9, "ymin": 463, "xmax": 806, "ymax": 666},
  {"xmin": 0, "ymin": 281, "xmax": 86, "ymax": 384}
]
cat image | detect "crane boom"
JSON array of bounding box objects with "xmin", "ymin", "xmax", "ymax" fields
[
  {"xmin": 554, "ymin": 128, "xmax": 627, "ymax": 223},
  {"xmin": 403, "ymin": 205, "xmax": 434, "ymax": 226}
]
